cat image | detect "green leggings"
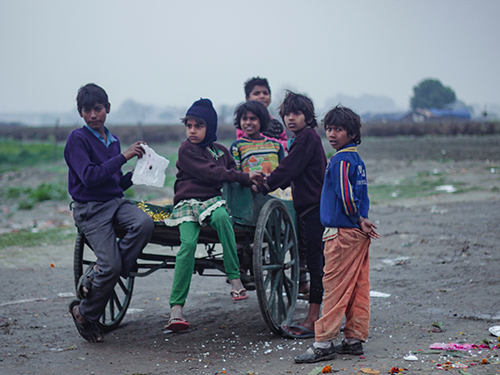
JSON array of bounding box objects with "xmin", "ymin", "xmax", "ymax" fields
[{"xmin": 169, "ymin": 206, "xmax": 240, "ymax": 307}]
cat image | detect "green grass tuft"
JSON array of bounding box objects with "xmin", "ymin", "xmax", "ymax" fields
[{"xmin": 0, "ymin": 227, "xmax": 76, "ymax": 249}]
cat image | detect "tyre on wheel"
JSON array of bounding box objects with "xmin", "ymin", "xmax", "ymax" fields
[{"xmin": 252, "ymin": 199, "xmax": 299, "ymax": 335}]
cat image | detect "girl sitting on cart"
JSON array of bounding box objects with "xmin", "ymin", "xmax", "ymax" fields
[
  {"xmin": 230, "ymin": 100, "xmax": 285, "ymax": 289},
  {"xmin": 162, "ymin": 98, "xmax": 264, "ymax": 332}
]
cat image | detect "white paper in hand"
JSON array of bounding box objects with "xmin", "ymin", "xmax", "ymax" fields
[{"xmin": 131, "ymin": 144, "xmax": 170, "ymax": 188}]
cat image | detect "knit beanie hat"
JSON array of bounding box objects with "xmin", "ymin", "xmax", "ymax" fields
[{"xmin": 186, "ymin": 98, "xmax": 218, "ymax": 147}]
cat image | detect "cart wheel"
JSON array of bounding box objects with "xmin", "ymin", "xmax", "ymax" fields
[
  {"xmin": 73, "ymin": 231, "xmax": 134, "ymax": 333},
  {"xmin": 253, "ymin": 199, "xmax": 299, "ymax": 335}
]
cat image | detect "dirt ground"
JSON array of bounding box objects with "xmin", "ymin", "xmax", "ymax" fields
[{"xmin": 1, "ymin": 135, "xmax": 500, "ymax": 375}]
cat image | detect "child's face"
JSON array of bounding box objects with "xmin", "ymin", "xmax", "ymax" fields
[
  {"xmin": 246, "ymin": 85, "xmax": 271, "ymax": 108},
  {"xmin": 79, "ymin": 103, "xmax": 109, "ymax": 133},
  {"xmin": 240, "ymin": 111, "xmax": 261, "ymax": 139},
  {"xmin": 284, "ymin": 111, "xmax": 309, "ymax": 134},
  {"xmin": 185, "ymin": 119, "xmax": 206, "ymax": 144},
  {"xmin": 325, "ymin": 124, "xmax": 353, "ymax": 150}
]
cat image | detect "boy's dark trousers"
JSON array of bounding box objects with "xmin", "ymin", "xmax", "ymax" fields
[
  {"xmin": 72, "ymin": 198, "xmax": 154, "ymax": 322},
  {"xmin": 297, "ymin": 206, "xmax": 325, "ymax": 304}
]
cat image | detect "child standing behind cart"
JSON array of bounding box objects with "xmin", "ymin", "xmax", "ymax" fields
[
  {"xmin": 294, "ymin": 105, "xmax": 379, "ymax": 364},
  {"xmin": 254, "ymin": 90, "xmax": 327, "ymax": 339},
  {"xmin": 163, "ymin": 98, "xmax": 264, "ymax": 332},
  {"xmin": 230, "ymin": 100, "xmax": 285, "ymax": 289},
  {"xmin": 236, "ymin": 77, "xmax": 288, "ymax": 150},
  {"xmin": 230, "ymin": 100, "xmax": 284, "ymax": 176}
]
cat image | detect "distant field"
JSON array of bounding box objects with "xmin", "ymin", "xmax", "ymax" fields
[{"xmin": 1, "ymin": 120, "xmax": 499, "ymax": 144}]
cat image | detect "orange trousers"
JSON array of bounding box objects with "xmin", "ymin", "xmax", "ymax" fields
[{"xmin": 314, "ymin": 228, "xmax": 371, "ymax": 342}]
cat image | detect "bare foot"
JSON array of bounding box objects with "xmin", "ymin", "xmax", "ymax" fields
[
  {"xmin": 229, "ymin": 278, "xmax": 249, "ymax": 301},
  {"xmin": 170, "ymin": 305, "xmax": 185, "ymax": 321},
  {"xmin": 165, "ymin": 305, "xmax": 189, "ymax": 332},
  {"xmin": 229, "ymin": 278, "xmax": 245, "ymax": 292},
  {"xmin": 284, "ymin": 320, "xmax": 315, "ymax": 336},
  {"xmin": 70, "ymin": 302, "xmax": 103, "ymax": 343}
]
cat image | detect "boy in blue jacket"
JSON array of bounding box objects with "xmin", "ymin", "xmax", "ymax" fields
[
  {"xmin": 295, "ymin": 105, "xmax": 379, "ymax": 364},
  {"xmin": 65, "ymin": 83, "xmax": 154, "ymax": 342}
]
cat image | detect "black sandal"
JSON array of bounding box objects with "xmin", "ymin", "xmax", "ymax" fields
[
  {"xmin": 69, "ymin": 300, "xmax": 103, "ymax": 343},
  {"xmin": 76, "ymin": 262, "xmax": 97, "ymax": 299}
]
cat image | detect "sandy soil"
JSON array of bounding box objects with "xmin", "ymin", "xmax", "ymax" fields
[{"xmin": 1, "ymin": 135, "xmax": 499, "ymax": 375}]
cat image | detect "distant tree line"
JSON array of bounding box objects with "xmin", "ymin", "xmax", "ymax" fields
[{"xmin": 1, "ymin": 120, "xmax": 499, "ymax": 144}]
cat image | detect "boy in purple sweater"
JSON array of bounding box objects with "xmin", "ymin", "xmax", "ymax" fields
[{"xmin": 65, "ymin": 83, "xmax": 154, "ymax": 342}]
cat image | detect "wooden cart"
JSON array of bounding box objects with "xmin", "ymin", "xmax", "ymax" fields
[{"xmin": 73, "ymin": 182, "xmax": 299, "ymax": 335}]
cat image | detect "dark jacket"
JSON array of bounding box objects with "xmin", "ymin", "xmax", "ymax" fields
[
  {"xmin": 173, "ymin": 140, "xmax": 251, "ymax": 205},
  {"xmin": 257, "ymin": 127, "xmax": 326, "ymax": 215}
]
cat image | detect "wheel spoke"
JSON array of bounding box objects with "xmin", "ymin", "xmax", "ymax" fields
[
  {"xmin": 282, "ymin": 273, "xmax": 295, "ymax": 300},
  {"xmin": 117, "ymin": 278, "xmax": 129, "ymax": 296},
  {"xmin": 112, "ymin": 289, "xmax": 124, "ymax": 311}
]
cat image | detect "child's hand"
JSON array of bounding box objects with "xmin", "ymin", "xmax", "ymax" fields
[
  {"xmin": 123, "ymin": 142, "xmax": 147, "ymax": 161},
  {"xmin": 358, "ymin": 218, "xmax": 380, "ymax": 239},
  {"xmin": 248, "ymin": 171, "xmax": 265, "ymax": 184},
  {"xmin": 251, "ymin": 185, "xmax": 260, "ymax": 193}
]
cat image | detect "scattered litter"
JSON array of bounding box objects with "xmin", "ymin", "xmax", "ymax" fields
[
  {"xmin": 360, "ymin": 368, "xmax": 380, "ymax": 374},
  {"xmin": 430, "ymin": 342, "xmax": 492, "ymax": 351},
  {"xmin": 431, "ymin": 320, "xmax": 444, "ymax": 332},
  {"xmin": 370, "ymin": 291, "xmax": 391, "ymax": 298},
  {"xmin": 435, "ymin": 185, "xmax": 456, "ymax": 193},
  {"xmin": 489, "ymin": 325, "xmax": 500, "ymax": 337},
  {"xmin": 321, "ymin": 365, "xmax": 332, "ymax": 373},
  {"xmin": 436, "ymin": 362, "xmax": 468, "ymax": 370},
  {"xmin": 57, "ymin": 292, "xmax": 75, "ymax": 298},
  {"xmin": 404, "ymin": 354, "xmax": 418, "ymax": 361},
  {"xmin": 389, "ymin": 367, "xmax": 403, "ymax": 374},
  {"xmin": 307, "ymin": 367, "xmax": 336, "ymax": 375},
  {"xmin": 0, "ymin": 297, "xmax": 48, "ymax": 307},
  {"xmin": 50, "ymin": 345, "xmax": 77, "ymax": 352}
]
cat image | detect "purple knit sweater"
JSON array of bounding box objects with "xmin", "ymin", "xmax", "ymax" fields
[{"xmin": 64, "ymin": 127, "xmax": 132, "ymax": 203}]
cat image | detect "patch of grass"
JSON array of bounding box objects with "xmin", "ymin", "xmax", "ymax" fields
[
  {"xmin": 0, "ymin": 138, "xmax": 64, "ymax": 168},
  {"xmin": 369, "ymin": 172, "xmax": 469, "ymax": 204},
  {"xmin": 7, "ymin": 187, "xmax": 25, "ymax": 199},
  {"xmin": 2, "ymin": 182, "xmax": 69, "ymax": 210},
  {"xmin": 0, "ymin": 228, "xmax": 76, "ymax": 249}
]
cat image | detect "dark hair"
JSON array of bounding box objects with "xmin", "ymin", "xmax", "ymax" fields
[
  {"xmin": 278, "ymin": 90, "xmax": 317, "ymax": 128},
  {"xmin": 181, "ymin": 114, "xmax": 206, "ymax": 126},
  {"xmin": 244, "ymin": 77, "xmax": 271, "ymax": 98},
  {"xmin": 322, "ymin": 105, "xmax": 362, "ymax": 145},
  {"xmin": 76, "ymin": 83, "xmax": 110, "ymax": 113},
  {"xmin": 233, "ymin": 101, "xmax": 271, "ymax": 133}
]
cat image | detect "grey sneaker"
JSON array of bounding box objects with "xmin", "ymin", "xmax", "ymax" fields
[
  {"xmin": 294, "ymin": 343, "xmax": 336, "ymax": 364},
  {"xmin": 335, "ymin": 339, "xmax": 364, "ymax": 355}
]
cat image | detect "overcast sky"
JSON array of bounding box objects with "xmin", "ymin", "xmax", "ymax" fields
[{"xmin": 1, "ymin": 0, "xmax": 499, "ymax": 115}]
